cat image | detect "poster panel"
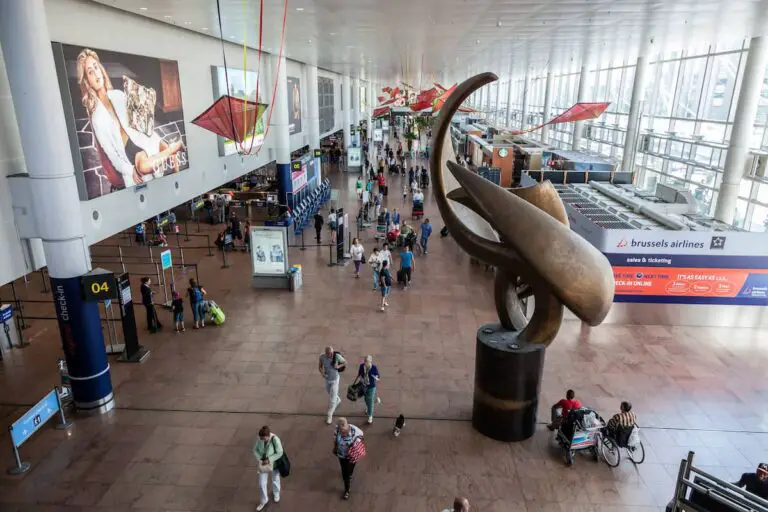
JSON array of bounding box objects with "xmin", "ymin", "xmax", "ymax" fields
[
  {"xmin": 347, "ymin": 147, "xmax": 362, "ymax": 168},
  {"xmin": 54, "ymin": 43, "xmax": 189, "ymax": 200},
  {"xmin": 212, "ymin": 66, "xmax": 265, "ymax": 155},
  {"xmin": 250, "ymin": 227, "xmax": 288, "ymax": 276},
  {"xmin": 373, "ymin": 129, "xmax": 383, "ymax": 142},
  {"xmin": 287, "ymin": 76, "xmax": 302, "ymax": 134}
]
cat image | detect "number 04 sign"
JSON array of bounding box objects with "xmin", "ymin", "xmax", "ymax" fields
[{"xmin": 80, "ymin": 269, "xmax": 118, "ymax": 301}]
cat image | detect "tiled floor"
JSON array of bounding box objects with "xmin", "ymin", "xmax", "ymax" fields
[{"xmin": 0, "ymin": 142, "xmax": 767, "ymax": 511}]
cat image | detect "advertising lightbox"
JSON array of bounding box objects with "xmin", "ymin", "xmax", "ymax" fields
[{"xmin": 250, "ymin": 226, "xmax": 288, "ymax": 276}]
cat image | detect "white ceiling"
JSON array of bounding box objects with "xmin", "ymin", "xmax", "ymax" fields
[{"xmin": 93, "ymin": 0, "xmax": 765, "ymax": 85}]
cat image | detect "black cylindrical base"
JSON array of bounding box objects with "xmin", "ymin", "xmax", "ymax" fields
[{"xmin": 472, "ymin": 323, "xmax": 546, "ymax": 442}]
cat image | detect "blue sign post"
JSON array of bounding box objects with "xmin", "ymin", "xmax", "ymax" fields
[{"xmin": 7, "ymin": 387, "xmax": 71, "ymax": 474}]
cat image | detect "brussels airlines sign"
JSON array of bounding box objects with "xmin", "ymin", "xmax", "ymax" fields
[{"xmin": 605, "ymin": 231, "xmax": 768, "ymax": 257}]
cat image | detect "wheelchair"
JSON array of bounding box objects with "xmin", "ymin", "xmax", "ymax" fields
[{"xmin": 600, "ymin": 424, "xmax": 645, "ymax": 467}]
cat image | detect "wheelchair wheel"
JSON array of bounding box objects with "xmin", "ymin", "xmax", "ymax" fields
[
  {"xmin": 628, "ymin": 441, "xmax": 645, "ymax": 464},
  {"xmin": 601, "ymin": 437, "xmax": 620, "ymax": 467}
]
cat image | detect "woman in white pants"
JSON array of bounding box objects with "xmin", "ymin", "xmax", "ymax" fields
[{"xmin": 253, "ymin": 425, "xmax": 284, "ymax": 511}]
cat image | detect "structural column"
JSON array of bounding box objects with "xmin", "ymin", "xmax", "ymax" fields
[
  {"xmin": 622, "ymin": 40, "xmax": 652, "ymax": 175},
  {"xmin": 342, "ymin": 75, "xmax": 351, "ymax": 150},
  {"xmin": 571, "ymin": 63, "xmax": 588, "ymax": 150},
  {"xmin": 306, "ymin": 65, "xmax": 320, "ymax": 151},
  {"xmin": 269, "ymin": 53, "xmax": 292, "ymax": 204},
  {"xmin": 0, "ymin": 0, "xmax": 113, "ymax": 410},
  {"xmin": 541, "ymin": 71, "xmax": 553, "ymax": 144},
  {"xmin": 367, "ymin": 81, "xmax": 375, "ymax": 141},
  {"xmin": 521, "ymin": 74, "xmax": 530, "ymax": 131},
  {"xmin": 352, "ymin": 77, "xmax": 360, "ymax": 131},
  {"xmin": 494, "ymin": 81, "xmax": 501, "ymax": 126},
  {"xmin": 715, "ymin": 35, "xmax": 768, "ymax": 223},
  {"xmin": 506, "ymin": 77, "xmax": 514, "ymax": 128}
]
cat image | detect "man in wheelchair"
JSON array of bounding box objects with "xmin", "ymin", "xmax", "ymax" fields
[{"xmin": 604, "ymin": 400, "xmax": 637, "ymax": 446}]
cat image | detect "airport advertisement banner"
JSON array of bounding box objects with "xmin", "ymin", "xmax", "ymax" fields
[
  {"xmin": 606, "ymin": 252, "xmax": 768, "ymax": 305},
  {"xmin": 53, "ymin": 43, "xmax": 189, "ymax": 200},
  {"xmin": 287, "ymin": 76, "xmax": 302, "ymax": 134},
  {"xmin": 250, "ymin": 227, "xmax": 288, "ymax": 276}
]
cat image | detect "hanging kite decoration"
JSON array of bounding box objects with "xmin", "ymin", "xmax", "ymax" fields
[
  {"xmin": 507, "ymin": 102, "xmax": 611, "ymax": 135},
  {"xmin": 373, "ymin": 82, "xmax": 478, "ymax": 117},
  {"xmin": 191, "ymin": 0, "xmax": 288, "ymax": 155}
]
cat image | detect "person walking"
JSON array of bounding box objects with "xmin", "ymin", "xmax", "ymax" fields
[
  {"xmin": 356, "ymin": 176, "xmax": 363, "ymax": 200},
  {"xmin": 216, "ymin": 194, "xmax": 227, "ymax": 224},
  {"xmin": 379, "ymin": 242, "xmax": 392, "ymax": 270},
  {"xmin": 402, "ymin": 183, "xmax": 408, "ymax": 203},
  {"xmin": 333, "ymin": 418, "xmax": 364, "ymax": 500},
  {"xmin": 399, "ymin": 245, "xmax": 414, "ymax": 289},
  {"xmin": 350, "ymin": 238, "xmax": 365, "ymax": 278},
  {"xmin": 374, "ymin": 191, "xmax": 382, "ymax": 220},
  {"xmin": 378, "ymin": 260, "xmax": 392, "ymax": 311},
  {"xmin": 328, "ymin": 209, "xmax": 338, "ymax": 244},
  {"xmin": 420, "ymin": 217, "xmax": 433, "ymax": 254},
  {"xmin": 171, "ymin": 291, "xmax": 185, "ymax": 333},
  {"xmin": 392, "ymin": 208, "xmax": 401, "ymax": 228},
  {"xmin": 369, "ymin": 247, "xmax": 382, "ymax": 290},
  {"xmin": 314, "ymin": 212, "xmax": 324, "ymax": 244},
  {"xmin": 442, "ymin": 497, "xmax": 471, "ymax": 512},
  {"xmin": 253, "ymin": 425, "xmax": 284, "ymax": 511},
  {"xmin": 354, "ymin": 355, "xmax": 380, "ymax": 424},
  {"xmin": 187, "ymin": 278, "xmax": 207, "ymax": 329},
  {"xmin": 319, "ymin": 346, "xmax": 346, "ymax": 424},
  {"xmin": 140, "ymin": 277, "xmax": 162, "ymax": 333}
]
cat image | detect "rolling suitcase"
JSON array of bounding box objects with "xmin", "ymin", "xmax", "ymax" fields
[
  {"xmin": 208, "ymin": 300, "xmax": 226, "ymax": 326},
  {"xmin": 382, "ymin": 185, "xmax": 388, "ymax": 197},
  {"xmin": 396, "ymin": 269, "xmax": 405, "ymax": 284}
]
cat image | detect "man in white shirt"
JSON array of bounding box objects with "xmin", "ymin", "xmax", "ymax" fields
[
  {"xmin": 318, "ymin": 346, "xmax": 346, "ymax": 424},
  {"xmin": 215, "ymin": 194, "xmax": 226, "ymax": 224},
  {"xmin": 378, "ymin": 243, "xmax": 392, "ymax": 270}
]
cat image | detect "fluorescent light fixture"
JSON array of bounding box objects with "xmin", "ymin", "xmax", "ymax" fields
[
  {"xmin": 202, "ymin": 27, "xmax": 209, "ymax": 30},
  {"xmin": 296, "ymin": 7, "xmax": 304, "ymax": 11},
  {"xmin": 139, "ymin": 7, "xmax": 147, "ymax": 10}
]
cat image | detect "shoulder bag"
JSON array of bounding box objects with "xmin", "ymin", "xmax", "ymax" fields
[{"xmin": 271, "ymin": 437, "xmax": 291, "ymax": 477}]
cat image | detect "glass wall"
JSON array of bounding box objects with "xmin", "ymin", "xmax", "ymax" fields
[{"xmin": 478, "ymin": 38, "xmax": 768, "ymax": 230}]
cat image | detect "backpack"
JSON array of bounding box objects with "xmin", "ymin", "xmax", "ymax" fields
[
  {"xmin": 192, "ymin": 286, "xmax": 203, "ymax": 302},
  {"xmin": 332, "ymin": 351, "xmax": 346, "ymax": 373}
]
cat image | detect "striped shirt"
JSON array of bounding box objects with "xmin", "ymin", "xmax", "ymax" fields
[{"xmin": 607, "ymin": 411, "xmax": 637, "ymax": 431}]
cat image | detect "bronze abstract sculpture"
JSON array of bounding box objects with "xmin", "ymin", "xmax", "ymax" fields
[{"xmin": 429, "ymin": 73, "xmax": 615, "ymax": 441}]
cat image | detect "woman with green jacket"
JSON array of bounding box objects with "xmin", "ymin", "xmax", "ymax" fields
[{"xmin": 254, "ymin": 426, "xmax": 284, "ymax": 511}]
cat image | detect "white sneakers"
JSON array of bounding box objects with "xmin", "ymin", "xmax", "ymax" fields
[
  {"xmin": 275, "ymin": 494, "xmax": 280, "ymax": 503},
  {"xmin": 367, "ymin": 416, "xmax": 373, "ymax": 424},
  {"xmin": 257, "ymin": 501, "xmax": 268, "ymax": 511}
]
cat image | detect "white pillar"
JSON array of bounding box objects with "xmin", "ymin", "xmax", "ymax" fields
[
  {"xmin": 306, "ymin": 65, "xmax": 320, "ymax": 150},
  {"xmin": 541, "ymin": 71, "xmax": 553, "ymax": 144},
  {"xmin": 521, "ymin": 74, "xmax": 530, "ymax": 131},
  {"xmin": 715, "ymin": 35, "xmax": 768, "ymax": 223},
  {"xmin": 0, "ymin": 0, "xmax": 113, "ymax": 411},
  {"xmin": 269, "ymin": 53, "xmax": 291, "ymax": 203},
  {"xmin": 572, "ymin": 64, "xmax": 588, "ymax": 150},
  {"xmin": 352, "ymin": 77, "xmax": 360, "ymax": 128},
  {"xmin": 342, "ymin": 75, "xmax": 351, "ymax": 149},
  {"xmin": 367, "ymin": 82, "xmax": 374, "ymax": 140},
  {"xmin": 622, "ymin": 49, "xmax": 651, "ymax": 174},
  {"xmin": 506, "ymin": 78, "xmax": 514, "ymax": 127},
  {"xmin": 494, "ymin": 82, "xmax": 501, "ymax": 126}
]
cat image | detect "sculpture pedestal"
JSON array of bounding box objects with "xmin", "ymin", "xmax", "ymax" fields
[{"xmin": 472, "ymin": 323, "xmax": 546, "ymax": 442}]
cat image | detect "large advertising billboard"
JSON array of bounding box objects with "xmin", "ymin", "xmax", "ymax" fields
[
  {"xmin": 287, "ymin": 76, "xmax": 302, "ymax": 134},
  {"xmin": 212, "ymin": 66, "xmax": 265, "ymax": 155},
  {"xmin": 603, "ymin": 231, "xmax": 768, "ymax": 305},
  {"xmin": 53, "ymin": 43, "xmax": 189, "ymax": 200}
]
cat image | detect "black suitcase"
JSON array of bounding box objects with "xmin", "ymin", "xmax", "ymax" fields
[
  {"xmin": 397, "ymin": 269, "xmax": 405, "ymax": 284},
  {"xmin": 382, "ymin": 185, "xmax": 388, "ymax": 196}
]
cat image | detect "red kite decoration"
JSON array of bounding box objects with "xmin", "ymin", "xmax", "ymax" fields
[
  {"xmin": 192, "ymin": 95, "xmax": 268, "ymax": 150},
  {"xmin": 373, "ymin": 106, "xmax": 392, "ymax": 118},
  {"xmin": 509, "ymin": 102, "xmax": 610, "ymax": 134}
]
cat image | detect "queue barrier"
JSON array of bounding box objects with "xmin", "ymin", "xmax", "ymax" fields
[
  {"xmin": 7, "ymin": 387, "xmax": 71, "ymax": 475},
  {"xmin": 668, "ymin": 451, "xmax": 768, "ymax": 511}
]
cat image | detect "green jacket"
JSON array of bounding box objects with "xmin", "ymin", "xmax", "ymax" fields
[{"xmin": 253, "ymin": 434, "xmax": 284, "ymax": 464}]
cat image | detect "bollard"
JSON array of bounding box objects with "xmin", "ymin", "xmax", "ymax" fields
[
  {"xmin": 300, "ymin": 230, "xmax": 306, "ymax": 251},
  {"xmin": 221, "ymin": 245, "xmax": 230, "ymax": 269},
  {"xmin": 175, "ymin": 230, "xmax": 181, "ymax": 248},
  {"xmin": 194, "ymin": 265, "xmax": 200, "ymax": 284},
  {"xmin": 148, "ymin": 245, "xmax": 154, "ymax": 263},
  {"xmin": 118, "ymin": 246, "xmax": 126, "ymax": 273},
  {"xmin": 196, "ymin": 214, "xmax": 201, "ymax": 233},
  {"xmin": 184, "ymin": 219, "xmax": 191, "ymax": 241},
  {"xmin": 205, "ymin": 234, "xmax": 213, "ymax": 257},
  {"xmin": 155, "ymin": 262, "xmax": 161, "ymax": 288},
  {"xmin": 40, "ymin": 269, "xmax": 49, "ymax": 293},
  {"xmin": 180, "ymin": 247, "xmax": 186, "ymax": 270}
]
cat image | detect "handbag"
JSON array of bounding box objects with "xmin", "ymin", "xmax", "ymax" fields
[
  {"xmin": 271, "ymin": 437, "xmax": 291, "ymax": 477},
  {"xmin": 347, "ymin": 437, "xmax": 367, "ymax": 464},
  {"xmin": 347, "ymin": 381, "xmax": 364, "ymax": 401},
  {"xmin": 361, "ymin": 253, "xmax": 366, "ymax": 264}
]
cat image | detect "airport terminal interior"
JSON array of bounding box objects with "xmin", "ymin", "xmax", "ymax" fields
[{"xmin": 1, "ymin": 0, "xmax": 768, "ymax": 511}]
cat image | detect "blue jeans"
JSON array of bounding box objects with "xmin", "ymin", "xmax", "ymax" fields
[
  {"xmin": 420, "ymin": 237, "xmax": 429, "ymax": 252},
  {"xmin": 364, "ymin": 386, "xmax": 377, "ymax": 417},
  {"xmin": 192, "ymin": 301, "xmax": 204, "ymax": 323},
  {"xmin": 372, "ymin": 270, "xmax": 380, "ymax": 289}
]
